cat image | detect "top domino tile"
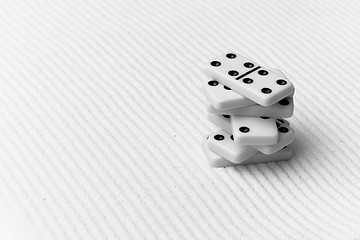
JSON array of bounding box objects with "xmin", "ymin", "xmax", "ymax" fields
[{"xmin": 204, "ymin": 52, "xmax": 294, "ymax": 106}]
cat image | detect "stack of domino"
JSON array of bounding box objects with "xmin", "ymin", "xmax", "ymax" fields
[{"xmin": 201, "ymin": 52, "xmax": 295, "ymax": 167}]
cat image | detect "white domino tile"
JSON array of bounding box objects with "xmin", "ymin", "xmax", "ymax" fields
[
  {"xmin": 241, "ymin": 143, "xmax": 294, "ymax": 165},
  {"xmin": 202, "ymin": 69, "xmax": 294, "ymax": 111},
  {"xmin": 231, "ymin": 116, "xmax": 278, "ymax": 145},
  {"xmin": 201, "ymin": 136, "xmax": 238, "ymax": 168},
  {"xmin": 202, "ymin": 136, "xmax": 293, "ymax": 167},
  {"xmin": 203, "ymin": 52, "xmax": 294, "ymax": 106},
  {"xmin": 201, "ymin": 80, "xmax": 256, "ymax": 110},
  {"xmin": 207, "ymin": 130, "xmax": 258, "ymax": 163},
  {"xmin": 251, "ymin": 119, "xmax": 295, "ymax": 154},
  {"xmin": 206, "ymin": 97, "xmax": 294, "ymax": 118}
]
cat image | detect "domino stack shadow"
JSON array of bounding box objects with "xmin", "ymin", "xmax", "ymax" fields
[{"xmin": 201, "ymin": 52, "xmax": 295, "ymax": 167}]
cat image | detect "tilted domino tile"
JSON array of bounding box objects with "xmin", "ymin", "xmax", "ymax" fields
[
  {"xmin": 206, "ymin": 97, "xmax": 294, "ymax": 118},
  {"xmin": 207, "ymin": 130, "xmax": 258, "ymax": 163},
  {"xmin": 203, "ymin": 52, "xmax": 294, "ymax": 106},
  {"xmin": 202, "ymin": 136, "xmax": 293, "ymax": 167},
  {"xmin": 202, "ymin": 69, "xmax": 294, "ymax": 111},
  {"xmin": 201, "ymin": 80, "xmax": 256, "ymax": 110},
  {"xmin": 231, "ymin": 116, "xmax": 278, "ymax": 145},
  {"xmin": 251, "ymin": 119, "xmax": 295, "ymax": 155},
  {"xmin": 207, "ymin": 113, "xmax": 232, "ymax": 133}
]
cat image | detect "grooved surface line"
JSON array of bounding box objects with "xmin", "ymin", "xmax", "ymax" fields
[{"xmin": 0, "ymin": 0, "xmax": 360, "ymax": 239}]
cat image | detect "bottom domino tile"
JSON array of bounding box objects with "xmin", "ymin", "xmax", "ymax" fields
[
  {"xmin": 207, "ymin": 130, "xmax": 258, "ymax": 163},
  {"xmin": 202, "ymin": 136, "xmax": 293, "ymax": 167},
  {"xmin": 241, "ymin": 144, "xmax": 293, "ymax": 164},
  {"xmin": 202, "ymin": 136, "xmax": 238, "ymax": 168}
]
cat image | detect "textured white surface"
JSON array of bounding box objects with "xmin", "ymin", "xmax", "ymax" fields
[{"xmin": 0, "ymin": 0, "xmax": 360, "ymax": 239}]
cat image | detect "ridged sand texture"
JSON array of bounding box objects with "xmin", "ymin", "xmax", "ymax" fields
[{"xmin": 0, "ymin": 0, "xmax": 359, "ymax": 239}]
